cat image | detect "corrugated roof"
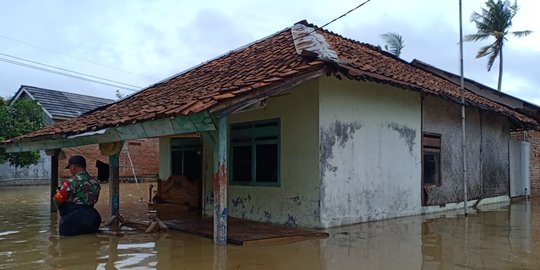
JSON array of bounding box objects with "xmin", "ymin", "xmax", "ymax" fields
[
  {"xmin": 17, "ymin": 85, "xmax": 114, "ymax": 119},
  {"xmin": 4, "ymin": 21, "xmax": 538, "ymax": 144}
]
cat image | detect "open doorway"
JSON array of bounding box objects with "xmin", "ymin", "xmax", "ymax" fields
[{"xmin": 150, "ymin": 137, "xmax": 203, "ymax": 219}]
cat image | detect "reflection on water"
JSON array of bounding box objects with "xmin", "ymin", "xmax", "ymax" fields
[{"xmin": 1, "ymin": 184, "xmax": 540, "ymax": 269}]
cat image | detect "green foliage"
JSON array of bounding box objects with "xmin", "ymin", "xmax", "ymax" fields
[
  {"xmin": 381, "ymin": 32, "xmax": 404, "ymax": 57},
  {"xmin": 465, "ymin": 0, "xmax": 532, "ymax": 91},
  {"xmin": 0, "ymin": 98, "xmax": 45, "ymax": 168}
]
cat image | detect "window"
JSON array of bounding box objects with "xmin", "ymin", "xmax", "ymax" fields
[
  {"xmin": 171, "ymin": 138, "xmax": 202, "ymax": 181},
  {"xmin": 230, "ymin": 119, "xmax": 280, "ymax": 186},
  {"xmin": 422, "ymin": 133, "xmax": 441, "ymax": 186}
]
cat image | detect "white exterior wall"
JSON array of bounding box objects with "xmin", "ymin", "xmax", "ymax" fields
[
  {"xmin": 0, "ymin": 150, "xmax": 51, "ymax": 185},
  {"xmin": 202, "ymin": 78, "xmax": 322, "ymax": 228},
  {"xmin": 319, "ymin": 77, "xmax": 422, "ymax": 227},
  {"xmin": 158, "ymin": 137, "xmax": 171, "ymax": 180}
]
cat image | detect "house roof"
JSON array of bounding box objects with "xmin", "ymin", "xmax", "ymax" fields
[
  {"xmin": 12, "ymin": 85, "xmax": 114, "ymax": 119},
  {"xmin": 4, "ymin": 21, "xmax": 539, "ymax": 145},
  {"xmin": 411, "ymin": 59, "xmax": 540, "ymax": 123}
]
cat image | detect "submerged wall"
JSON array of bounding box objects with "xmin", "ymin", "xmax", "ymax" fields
[
  {"xmin": 202, "ymin": 78, "xmax": 322, "ymax": 228},
  {"xmin": 0, "ymin": 150, "xmax": 51, "ymax": 186},
  {"xmin": 422, "ymin": 95, "xmax": 510, "ymax": 205},
  {"xmin": 318, "ymin": 77, "xmax": 423, "ymax": 227}
]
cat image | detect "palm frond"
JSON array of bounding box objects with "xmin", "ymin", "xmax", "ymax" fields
[
  {"xmin": 511, "ymin": 30, "xmax": 532, "ymax": 37},
  {"xmin": 464, "ymin": 33, "xmax": 491, "ymax": 42},
  {"xmin": 486, "ymin": 40, "xmax": 503, "ymax": 71},
  {"xmin": 467, "ymin": 0, "xmax": 531, "ymax": 78},
  {"xmin": 380, "ymin": 32, "xmax": 404, "ymax": 57},
  {"xmin": 476, "ymin": 44, "xmax": 494, "ymax": 59}
]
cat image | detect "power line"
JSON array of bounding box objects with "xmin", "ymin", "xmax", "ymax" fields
[
  {"xmin": 293, "ymin": 0, "xmax": 372, "ymax": 41},
  {"xmin": 0, "ymin": 52, "xmax": 142, "ymax": 89},
  {"xmin": 0, "ymin": 35, "xmax": 157, "ymax": 80},
  {"xmin": 0, "ymin": 56, "xmax": 139, "ymax": 91}
]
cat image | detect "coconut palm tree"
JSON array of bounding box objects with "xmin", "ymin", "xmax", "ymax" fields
[
  {"xmin": 380, "ymin": 32, "xmax": 404, "ymax": 57},
  {"xmin": 465, "ymin": 0, "xmax": 532, "ymax": 91}
]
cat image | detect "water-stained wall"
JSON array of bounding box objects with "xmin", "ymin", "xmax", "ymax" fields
[
  {"xmin": 0, "ymin": 150, "xmax": 51, "ymax": 185},
  {"xmin": 318, "ymin": 77, "xmax": 423, "ymax": 227},
  {"xmin": 202, "ymin": 78, "xmax": 322, "ymax": 228},
  {"xmin": 422, "ymin": 95, "xmax": 510, "ymax": 205}
]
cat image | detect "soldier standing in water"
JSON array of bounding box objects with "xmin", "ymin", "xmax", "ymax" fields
[{"xmin": 54, "ymin": 155, "xmax": 102, "ymax": 236}]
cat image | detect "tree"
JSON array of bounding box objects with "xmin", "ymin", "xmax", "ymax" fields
[
  {"xmin": 380, "ymin": 32, "xmax": 405, "ymax": 57},
  {"xmin": 465, "ymin": 0, "xmax": 532, "ymax": 91},
  {"xmin": 0, "ymin": 98, "xmax": 45, "ymax": 168},
  {"xmin": 115, "ymin": 89, "xmax": 125, "ymax": 100}
]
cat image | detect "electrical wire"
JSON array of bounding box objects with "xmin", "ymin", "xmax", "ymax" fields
[
  {"xmin": 0, "ymin": 55, "xmax": 140, "ymax": 91},
  {"xmin": 1, "ymin": 1, "xmax": 372, "ymax": 93},
  {"xmin": 0, "ymin": 52, "xmax": 141, "ymax": 89},
  {"xmin": 293, "ymin": 0, "xmax": 372, "ymax": 41},
  {"xmin": 0, "ymin": 35, "xmax": 157, "ymax": 80}
]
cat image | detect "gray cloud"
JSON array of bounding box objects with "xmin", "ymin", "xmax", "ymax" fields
[{"xmin": 0, "ymin": 0, "xmax": 538, "ymax": 104}]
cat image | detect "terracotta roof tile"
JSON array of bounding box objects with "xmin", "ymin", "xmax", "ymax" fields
[
  {"xmin": 319, "ymin": 29, "xmax": 536, "ymax": 126},
  {"xmin": 4, "ymin": 21, "xmax": 537, "ymax": 144}
]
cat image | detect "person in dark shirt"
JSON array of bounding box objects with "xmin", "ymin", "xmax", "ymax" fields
[{"xmin": 54, "ymin": 155, "xmax": 102, "ymax": 236}]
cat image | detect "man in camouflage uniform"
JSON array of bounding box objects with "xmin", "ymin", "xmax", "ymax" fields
[{"xmin": 54, "ymin": 155, "xmax": 102, "ymax": 236}]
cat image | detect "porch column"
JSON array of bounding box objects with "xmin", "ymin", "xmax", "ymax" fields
[
  {"xmin": 47, "ymin": 149, "xmax": 60, "ymax": 212},
  {"xmin": 109, "ymin": 154, "xmax": 120, "ymax": 218},
  {"xmin": 213, "ymin": 116, "xmax": 228, "ymax": 245},
  {"xmin": 99, "ymin": 141, "xmax": 124, "ymax": 223}
]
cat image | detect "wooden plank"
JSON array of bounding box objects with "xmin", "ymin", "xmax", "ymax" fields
[
  {"xmin": 114, "ymin": 123, "xmax": 147, "ymax": 139},
  {"xmin": 241, "ymin": 234, "xmax": 328, "ymax": 247},
  {"xmin": 5, "ymin": 128, "xmax": 120, "ymax": 152},
  {"xmin": 142, "ymin": 118, "xmax": 176, "ymax": 137},
  {"xmin": 171, "ymin": 112, "xmax": 215, "ymax": 134},
  {"xmin": 423, "ymin": 135, "xmax": 441, "ymax": 149},
  {"xmin": 164, "ymin": 217, "xmax": 329, "ymax": 246}
]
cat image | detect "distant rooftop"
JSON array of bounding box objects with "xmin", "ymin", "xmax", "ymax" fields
[{"xmin": 13, "ymin": 85, "xmax": 114, "ymax": 119}]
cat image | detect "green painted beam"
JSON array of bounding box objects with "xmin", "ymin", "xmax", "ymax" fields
[
  {"xmin": 4, "ymin": 112, "xmax": 216, "ymax": 153},
  {"xmin": 114, "ymin": 123, "xmax": 147, "ymax": 139}
]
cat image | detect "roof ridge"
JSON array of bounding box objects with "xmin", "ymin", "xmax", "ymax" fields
[
  {"xmin": 291, "ymin": 21, "xmax": 413, "ymax": 67},
  {"xmin": 411, "ymin": 58, "xmax": 540, "ymax": 110},
  {"xmin": 21, "ymin": 85, "xmax": 114, "ymax": 102}
]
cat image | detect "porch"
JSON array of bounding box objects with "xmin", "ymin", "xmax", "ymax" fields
[{"xmin": 164, "ymin": 216, "xmax": 328, "ymax": 246}]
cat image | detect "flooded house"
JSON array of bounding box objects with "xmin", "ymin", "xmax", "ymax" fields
[
  {"xmin": 2, "ymin": 21, "xmax": 538, "ymax": 243},
  {"xmin": 412, "ymin": 59, "xmax": 540, "ymax": 199}
]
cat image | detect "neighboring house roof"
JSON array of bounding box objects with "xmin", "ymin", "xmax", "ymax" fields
[
  {"xmin": 5, "ymin": 20, "xmax": 539, "ymax": 144},
  {"xmin": 411, "ymin": 59, "xmax": 540, "ymax": 123},
  {"xmin": 11, "ymin": 85, "xmax": 113, "ymax": 120}
]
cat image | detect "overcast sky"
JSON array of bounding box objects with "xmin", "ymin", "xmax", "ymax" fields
[{"xmin": 0, "ymin": 0, "xmax": 538, "ymax": 104}]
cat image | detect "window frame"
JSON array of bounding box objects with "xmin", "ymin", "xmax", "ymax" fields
[
  {"xmin": 229, "ymin": 119, "xmax": 281, "ymax": 187},
  {"xmin": 422, "ymin": 133, "xmax": 442, "ymax": 187},
  {"xmin": 170, "ymin": 138, "xmax": 202, "ymax": 177}
]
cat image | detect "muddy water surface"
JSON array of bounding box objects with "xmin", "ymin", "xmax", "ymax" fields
[{"xmin": 1, "ymin": 184, "xmax": 540, "ymax": 269}]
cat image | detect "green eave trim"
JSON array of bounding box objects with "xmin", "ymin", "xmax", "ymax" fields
[{"xmin": 4, "ymin": 112, "xmax": 216, "ymax": 153}]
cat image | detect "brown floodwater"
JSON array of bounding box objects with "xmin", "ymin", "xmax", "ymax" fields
[{"xmin": 1, "ymin": 183, "xmax": 540, "ymax": 270}]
